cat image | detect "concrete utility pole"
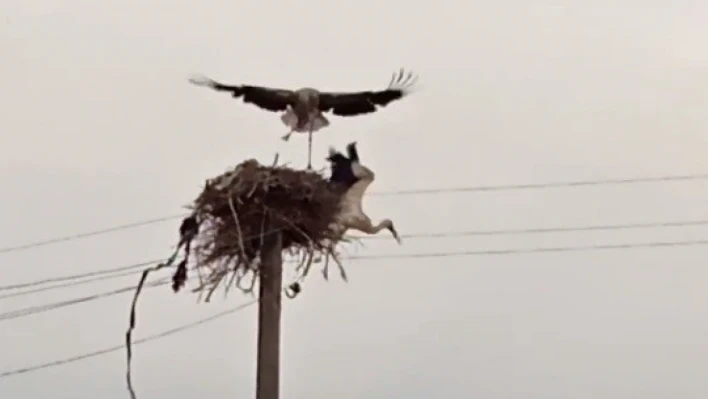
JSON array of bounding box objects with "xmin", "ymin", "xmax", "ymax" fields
[{"xmin": 255, "ymin": 231, "xmax": 283, "ymax": 399}]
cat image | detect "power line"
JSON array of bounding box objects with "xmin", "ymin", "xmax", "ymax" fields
[
  {"xmin": 365, "ymin": 219, "xmax": 708, "ymax": 240},
  {"xmin": 3, "ymin": 237, "xmax": 708, "ymax": 378},
  {"xmin": 0, "ymin": 268, "xmax": 144, "ymax": 300},
  {"xmin": 0, "ymin": 216, "xmax": 182, "ymax": 255},
  {"xmin": 347, "ymin": 239, "xmax": 708, "ymax": 259},
  {"xmin": 374, "ymin": 173, "xmax": 708, "ymax": 196},
  {"xmin": 0, "ymin": 260, "xmax": 161, "ymax": 291},
  {"xmin": 3, "ymin": 235, "xmax": 708, "ymax": 379},
  {"xmin": 3, "ymin": 238, "xmax": 708, "ymax": 322},
  {"xmin": 6, "ymin": 218, "xmax": 708, "ymax": 293},
  {"xmin": 0, "ymin": 277, "xmax": 172, "ymax": 322},
  {"xmin": 0, "ymin": 299, "xmax": 259, "ymax": 379},
  {"xmin": 2, "ymin": 172, "xmax": 706, "ymax": 256}
]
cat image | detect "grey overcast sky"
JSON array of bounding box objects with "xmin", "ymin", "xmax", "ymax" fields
[{"xmin": 2, "ymin": 0, "xmax": 708, "ymax": 398}]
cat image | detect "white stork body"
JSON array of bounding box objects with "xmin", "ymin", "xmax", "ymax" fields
[
  {"xmin": 188, "ymin": 70, "xmax": 417, "ymax": 170},
  {"xmin": 308, "ymin": 142, "xmax": 400, "ymax": 281},
  {"xmin": 279, "ymin": 88, "xmax": 330, "ymax": 167},
  {"xmin": 328, "ymin": 142, "xmax": 400, "ymax": 243},
  {"xmin": 279, "ymin": 105, "xmax": 329, "ymax": 138},
  {"xmin": 280, "ymin": 88, "xmax": 329, "ymax": 138}
]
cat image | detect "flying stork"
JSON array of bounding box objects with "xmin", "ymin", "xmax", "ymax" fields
[
  {"xmin": 187, "ymin": 69, "xmax": 418, "ymax": 169},
  {"xmin": 327, "ymin": 141, "xmax": 401, "ymax": 243}
]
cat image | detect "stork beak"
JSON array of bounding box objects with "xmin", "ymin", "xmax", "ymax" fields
[{"xmin": 387, "ymin": 224, "xmax": 401, "ymax": 244}]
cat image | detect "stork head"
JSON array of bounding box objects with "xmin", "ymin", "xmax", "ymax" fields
[{"xmin": 381, "ymin": 219, "xmax": 401, "ymax": 244}]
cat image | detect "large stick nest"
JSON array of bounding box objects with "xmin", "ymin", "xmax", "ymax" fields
[
  {"xmin": 125, "ymin": 157, "xmax": 354, "ymax": 398},
  {"xmin": 169, "ymin": 157, "xmax": 352, "ymax": 299}
]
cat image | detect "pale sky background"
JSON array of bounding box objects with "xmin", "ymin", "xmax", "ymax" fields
[{"xmin": 2, "ymin": 0, "xmax": 708, "ymax": 398}]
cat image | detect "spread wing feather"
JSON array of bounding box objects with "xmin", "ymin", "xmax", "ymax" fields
[
  {"xmin": 346, "ymin": 141, "xmax": 360, "ymax": 162},
  {"xmin": 188, "ymin": 74, "xmax": 295, "ymax": 112},
  {"xmin": 318, "ymin": 69, "xmax": 417, "ymax": 116}
]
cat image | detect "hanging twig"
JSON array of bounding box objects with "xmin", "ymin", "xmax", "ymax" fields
[
  {"xmin": 125, "ymin": 262, "xmax": 170, "ymax": 399},
  {"xmin": 298, "ymin": 247, "xmax": 316, "ymax": 281}
]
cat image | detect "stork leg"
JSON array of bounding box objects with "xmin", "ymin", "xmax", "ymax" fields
[
  {"xmin": 281, "ymin": 130, "xmax": 294, "ymax": 141},
  {"xmin": 306, "ymin": 127, "xmax": 313, "ymax": 170}
]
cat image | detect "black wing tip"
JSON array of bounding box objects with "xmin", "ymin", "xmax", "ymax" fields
[
  {"xmin": 346, "ymin": 141, "xmax": 360, "ymax": 162},
  {"xmin": 387, "ymin": 68, "xmax": 418, "ymax": 92}
]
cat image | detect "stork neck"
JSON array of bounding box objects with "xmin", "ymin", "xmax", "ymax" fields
[{"xmin": 364, "ymin": 221, "xmax": 388, "ymax": 234}]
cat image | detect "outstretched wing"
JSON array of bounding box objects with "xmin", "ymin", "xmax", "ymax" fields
[
  {"xmin": 318, "ymin": 69, "xmax": 417, "ymax": 116},
  {"xmin": 188, "ymin": 74, "xmax": 295, "ymax": 112}
]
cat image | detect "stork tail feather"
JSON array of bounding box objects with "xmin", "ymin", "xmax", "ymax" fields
[
  {"xmin": 309, "ymin": 115, "xmax": 330, "ymax": 132},
  {"xmin": 280, "ymin": 111, "xmax": 330, "ymax": 133},
  {"xmin": 280, "ymin": 109, "xmax": 299, "ymax": 130}
]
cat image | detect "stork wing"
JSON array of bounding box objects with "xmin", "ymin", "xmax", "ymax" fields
[
  {"xmin": 345, "ymin": 142, "xmax": 359, "ymax": 162},
  {"xmin": 341, "ymin": 173, "xmax": 374, "ymax": 215},
  {"xmin": 329, "ymin": 161, "xmax": 359, "ymax": 189},
  {"xmin": 327, "ymin": 147, "xmax": 359, "ymax": 189},
  {"xmin": 188, "ymin": 74, "xmax": 295, "ymax": 112},
  {"xmin": 318, "ymin": 69, "xmax": 417, "ymax": 116}
]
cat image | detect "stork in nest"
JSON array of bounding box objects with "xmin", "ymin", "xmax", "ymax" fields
[
  {"xmin": 188, "ymin": 69, "xmax": 418, "ymax": 169},
  {"xmin": 326, "ymin": 141, "xmax": 401, "ymax": 243}
]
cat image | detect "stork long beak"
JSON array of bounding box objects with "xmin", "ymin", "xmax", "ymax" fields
[{"xmin": 387, "ymin": 224, "xmax": 401, "ymax": 244}]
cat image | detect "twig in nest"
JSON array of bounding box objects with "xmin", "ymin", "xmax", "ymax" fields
[
  {"xmin": 224, "ymin": 258, "xmax": 244, "ymax": 298},
  {"xmin": 293, "ymin": 247, "xmax": 309, "ymax": 274},
  {"xmin": 190, "ymin": 261, "xmax": 223, "ymax": 297},
  {"xmin": 236, "ymin": 268, "xmax": 257, "ymax": 295},
  {"xmin": 227, "ymin": 195, "xmax": 248, "ymax": 266},
  {"xmin": 194, "ymin": 264, "xmax": 206, "ymax": 303},
  {"xmin": 204, "ymin": 267, "xmax": 228, "ymax": 302},
  {"xmin": 330, "ymin": 250, "xmax": 347, "ymax": 282},
  {"xmin": 170, "ymin": 214, "xmax": 199, "ymax": 294},
  {"xmin": 274, "ymin": 211, "xmax": 316, "ymax": 252},
  {"xmin": 297, "ymin": 247, "xmax": 316, "ymax": 281},
  {"xmin": 322, "ymin": 245, "xmax": 347, "ymax": 282},
  {"xmin": 245, "ymin": 153, "xmax": 277, "ymax": 199},
  {"xmin": 171, "ymin": 260, "xmax": 188, "ymax": 292}
]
